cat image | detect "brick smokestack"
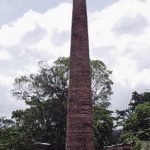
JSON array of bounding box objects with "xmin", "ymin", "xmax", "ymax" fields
[{"xmin": 66, "ymin": 0, "xmax": 95, "ymax": 149}]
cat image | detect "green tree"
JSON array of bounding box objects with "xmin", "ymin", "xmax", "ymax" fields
[
  {"xmin": 0, "ymin": 116, "xmax": 15, "ymax": 129},
  {"xmin": 11, "ymin": 57, "xmax": 113, "ymax": 150},
  {"xmin": 116, "ymin": 92, "xmax": 150, "ymax": 148},
  {"xmin": 94, "ymin": 106, "xmax": 113, "ymax": 150},
  {"xmin": 129, "ymin": 91, "xmax": 150, "ymax": 111},
  {"xmin": 123, "ymin": 102, "xmax": 150, "ymax": 141},
  {"xmin": 0, "ymin": 117, "xmax": 27, "ymax": 150}
]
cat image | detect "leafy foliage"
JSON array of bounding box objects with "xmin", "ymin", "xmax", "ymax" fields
[
  {"xmin": 116, "ymin": 91, "xmax": 150, "ymax": 148},
  {"xmin": 94, "ymin": 106, "xmax": 113, "ymax": 149},
  {"xmin": 123, "ymin": 102, "xmax": 150, "ymax": 141},
  {"xmin": 1, "ymin": 57, "xmax": 113, "ymax": 150}
]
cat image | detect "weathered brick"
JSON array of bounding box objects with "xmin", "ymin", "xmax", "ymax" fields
[{"xmin": 66, "ymin": 0, "xmax": 94, "ymax": 149}]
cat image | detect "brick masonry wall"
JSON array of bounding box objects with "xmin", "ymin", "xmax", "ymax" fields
[{"xmin": 66, "ymin": 0, "xmax": 95, "ymax": 150}]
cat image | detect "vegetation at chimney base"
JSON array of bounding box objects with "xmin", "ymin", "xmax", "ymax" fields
[
  {"xmin": 116, "ymin": 91, "xmax": 150, "ymax": 149},
  {"xmin": 0, "ymin": 58, "xmax": 150, "ymax": 150},
  {"xmin": 0, "ymin": 57, "xmax": 113, "ymax": 150}
]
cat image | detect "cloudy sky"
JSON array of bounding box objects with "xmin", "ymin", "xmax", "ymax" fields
[{"xmin": 0, "ymin": 0, "xmax": 150, "ymax": 118}]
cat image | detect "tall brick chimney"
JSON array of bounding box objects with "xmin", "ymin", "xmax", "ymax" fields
[{"xmin": 66, "ymin": 0, "xmax": 95, "ymax": 149}]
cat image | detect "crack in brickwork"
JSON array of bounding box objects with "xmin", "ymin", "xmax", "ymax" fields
[{"xmin": 66, "ymin": 0, "xmax": 95, "ymax": 149}]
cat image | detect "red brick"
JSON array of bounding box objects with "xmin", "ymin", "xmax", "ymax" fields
[{"xmin": 66, "ymin": 0, "xmax": 94, "ymax": 150}]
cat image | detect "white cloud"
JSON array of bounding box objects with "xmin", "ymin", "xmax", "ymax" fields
[
  {"xmin": 0, "ymin": 2, "xmax": 72, "ymax": 117},
  {"xmin": 113, "ymin": 14, "xmax": 149, "ymax": 35},
  {"xmin": 0, "ymin": 2, "xmax": 72, "ymax": 47},
  {"xmin": 1, "ymin": 0, "xmax": 150, "ymax": 117},
  {"xmin": 0, "ymin": 74, "xmax": 13, "ymax": 86},
  {"xmin": 0, "ymin": 49, "xmax": 12, "ymax": 60},
  {"xmin": 89, "ymin": 0, "xmax": 150, "ymax": 107},
  {"xmin": 0, "ymin": 10, "xmax": 39, "ymax": 46}
]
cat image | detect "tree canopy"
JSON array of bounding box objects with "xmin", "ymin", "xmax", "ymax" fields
[
  {"xmin": 116, "ymin": 91, "xmax": 150, "ymax": 149},
  {"xmin": 0, "ymin": 57, "xmax": 113, "ymax": 150}
]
